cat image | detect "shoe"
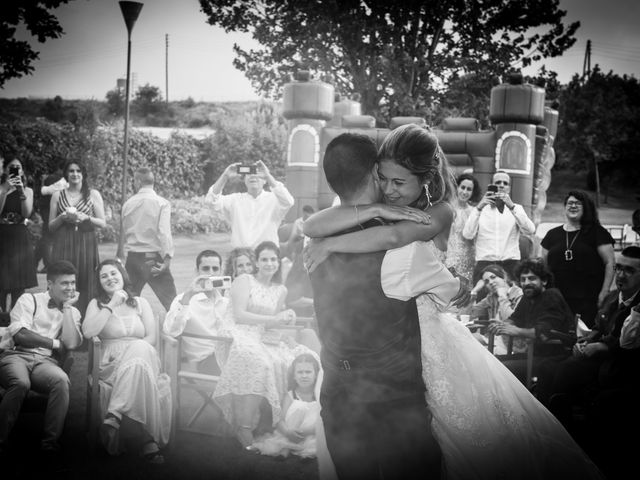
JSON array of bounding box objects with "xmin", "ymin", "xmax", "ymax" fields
[
  {"xmin": 140, "ymin": 442, "xmax": 164, "ymax": 464},
  {"xmin": 40, "ymin": 448, "xmax": 68, "ymax": 473},
  {"xmin": 99, "ymin": 414, "xmax": 121, "ymax": 455},
  {"xmin": 236, "ymin": 425, "xmax": 255, "ymax": 448}
]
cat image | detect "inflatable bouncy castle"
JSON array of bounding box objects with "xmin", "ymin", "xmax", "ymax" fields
[{"xmin": 282, "ymin": 71, "xmax": 558, "ymax": 226}]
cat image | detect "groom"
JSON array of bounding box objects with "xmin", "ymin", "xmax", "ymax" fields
[{"xmin": 307, "ymin": 133, "xmax": 463, "ymax": 479}]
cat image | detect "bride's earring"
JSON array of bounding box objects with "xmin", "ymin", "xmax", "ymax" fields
[{"xmin": 424, "ymin": 184, "xmax": 432, "ymax": 208}]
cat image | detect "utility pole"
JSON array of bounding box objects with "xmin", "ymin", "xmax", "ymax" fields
[
  {"xmin": 582, "ymin": 39, "xmax": 592, "ymax": 82},
  {"xmin": 165, "ymin": 33, "xmax": 169, "ymax": 104}
]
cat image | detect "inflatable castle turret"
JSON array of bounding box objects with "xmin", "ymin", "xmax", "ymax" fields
[{"xmin": 282, "ymin": 71, "xmax": 558, "ymax": 225}]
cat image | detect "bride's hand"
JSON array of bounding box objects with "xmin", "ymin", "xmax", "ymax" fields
[{"xmin": 376, "ymin": 204, "xmax": 431, "ymax": 224}]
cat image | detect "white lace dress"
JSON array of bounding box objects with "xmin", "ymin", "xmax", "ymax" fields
[
  {"xmin": 252, "ymin": 390, "xmax": 320, "ymax": 458},
  {"xmin": 213, "ymin": 276, "xmax": 313, "ymax": 426},
  {"xmin": 445, "ymin": 204, "xmax": 475, "ymax": 281},
  {"xmin": 317, "ymin": 244, "xmax": 605, "ymax": 480},
  {"xmin": 419, "ymin": 244, "xmax": 604, "ymax": 480}
]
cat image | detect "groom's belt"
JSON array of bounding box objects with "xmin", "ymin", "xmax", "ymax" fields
[{"xmin": 322, "ymin": 344, "xmax": 408, "ymax": 372}]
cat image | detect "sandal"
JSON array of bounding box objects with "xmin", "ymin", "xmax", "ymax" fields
[
  {"xmin": 236, "ymin": 425, "xmax": 254, "ymax": 448},
  {"xmin": 140, "ymin": 442, "xmax": 164, "ymax": 464}
]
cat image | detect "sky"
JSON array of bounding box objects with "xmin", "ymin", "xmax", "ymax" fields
[{"xmin": 1, "ymin": 0, "xmax": 639, "ymax": 103}]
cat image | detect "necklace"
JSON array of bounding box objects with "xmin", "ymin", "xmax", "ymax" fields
[{"xmin": 565, "ymin": 229, "xmax": 580, "ymax": 261}]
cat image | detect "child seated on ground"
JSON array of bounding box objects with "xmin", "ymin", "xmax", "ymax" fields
[{"xmin": 249, "ymin": 353, "xmax": 320, "ymax": 458}]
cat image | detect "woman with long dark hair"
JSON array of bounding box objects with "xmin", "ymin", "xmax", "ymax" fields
[
  {"xmin": 541, "ymin": 190, "xmax": 615, "ymax": 327},
  {"xmin": 445, "ymin": 172, "xmax": 482, "ymax": 281},
  {"xmin": 0, "ymin": 157, "xmax": 37, "ymax": 311},
  {"xmin": 83, "ymin": 259, "xmax": 170, "ymax": 462},
  {"xmin": 49, "ymin": 161, "xmax": 106, "ymax": 315}
]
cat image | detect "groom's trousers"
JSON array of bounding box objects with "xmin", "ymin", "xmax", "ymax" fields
[{"xmin": 321, "ymin": 390, "xmax": 441, "ymax": 480}]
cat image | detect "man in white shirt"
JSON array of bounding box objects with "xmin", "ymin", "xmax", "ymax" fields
[
  {"xmin": 0, "ymin": 260, "xmax": 82, "ymax": 462},
  {"xmin": 164, "ymin": 250, "xmax": 230, "ymax": 374},
  {"xmin": 122, "ymin": 167, "xmax": 177, "ymax": 311},
  {"xmin": 462, "ymin": 170, "xmax": 535, "ymax": 283},
  {"xmin": 205, "ymin": 160, "xmax": 294, "ymax": 249},
  {"xmin": 307, "ymin": 133, "xmax": 466, "ymax": 480}
]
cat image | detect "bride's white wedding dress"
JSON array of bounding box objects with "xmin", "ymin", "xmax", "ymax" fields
[{"xmin": 316, "ymin": 243, "xmax": 605, "ymax": 480}]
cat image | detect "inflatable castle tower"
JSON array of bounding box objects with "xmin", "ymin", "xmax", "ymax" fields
[{"xmin": 282, "ymin": 70, "xmax": 558, "ymax": 226}]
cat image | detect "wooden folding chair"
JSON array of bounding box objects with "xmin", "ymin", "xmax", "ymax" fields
[
  {"xmin": 162, "ymin": 316, "xmax": 316, "ymax": 441},
  {"xmin": 488, "ymin": 331, "xmax": 535, "ymax": 389}
]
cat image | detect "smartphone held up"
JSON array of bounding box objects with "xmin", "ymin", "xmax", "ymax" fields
[{"xmin": 487, "ymin": 184, "xmax": 504, "ymax": 213}]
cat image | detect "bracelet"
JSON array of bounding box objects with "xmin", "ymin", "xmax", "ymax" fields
[{"xmin": 102, "ymin": 305, "xmax": 113, "ymax": 314}]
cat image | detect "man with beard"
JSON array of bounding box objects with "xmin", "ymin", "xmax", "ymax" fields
[
  {"xmin": 536, "ymin": 246, "xmax": 640, "ymax": 415},
  {"xmin": 488, "ymin": 258, "xmax": 574, "ymax": 385}
]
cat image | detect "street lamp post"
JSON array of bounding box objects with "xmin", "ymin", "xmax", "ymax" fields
[{"xmin": 117, "ymin": 1, "xmax": 143, "ymax": 260}]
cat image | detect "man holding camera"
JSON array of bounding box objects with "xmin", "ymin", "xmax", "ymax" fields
[
  {"xmin": 164, "ymin": 249, "xmax": 231, "ymax": 374},
  {"xmin": 205, "ymin": 160, "xmax": 294, "ymax": 249},
  {"xmin": 463, "ymin": 170, "xmax": 535, "ymax": 284},
  {"xmin": 122, "ymin": 167, "xmax": 177, "ymax": 311}
]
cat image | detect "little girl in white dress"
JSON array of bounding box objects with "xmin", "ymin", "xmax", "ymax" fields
[{"xmin": 250, "ymin": 353, "xmax": 321, "ymax": 458}]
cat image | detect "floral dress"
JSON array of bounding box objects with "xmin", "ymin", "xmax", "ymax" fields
[
  {"xmin": 213, "ymin": 275, "xmax": 313, "ymax": 427},
  {"xmin": 445, "ymin": 204, "xmax": 475, "ymax": 281}
]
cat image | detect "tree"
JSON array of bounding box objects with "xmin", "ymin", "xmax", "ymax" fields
[
  {"xmin": 555, "ymin": 67, "xmax": 640, "ymax": 194},
  {"xmin": 199, "ymin": 0, "xmax": 579, "ymax": 122},
  {"xmin": 0, "ymin": 1, "xmax": 71, "ymax": 87},
  {"xmin": 105, "ymin": 88, "xmax": 125, "ymax": 117},
  {"xmin": 132, "ymin": 83, "xmax": 164, "ymax": 117}
]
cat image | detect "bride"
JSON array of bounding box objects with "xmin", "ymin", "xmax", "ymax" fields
[{"xmin": 303, "ymin": 124, "xmax": 604, "ymax": 480}]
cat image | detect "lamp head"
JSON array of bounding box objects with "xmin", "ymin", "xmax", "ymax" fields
[{"xmin": 119, "ymin": 1, "xmax": 143, "ymax": 34}]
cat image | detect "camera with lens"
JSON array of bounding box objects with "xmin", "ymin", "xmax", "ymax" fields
[
  {"xmin": 236, "ymin": 164, "xmax": 257, "ymax": 175},
  {"xmin": 201, "ymin": 275, "xmax": 232, "ymax": 291},
  {"xmin": 9, "ymin": 165, "xmax": 20, "ymax": 178}
]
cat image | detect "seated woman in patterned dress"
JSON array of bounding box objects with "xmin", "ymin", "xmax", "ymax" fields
[
  {"xmin": 82, "ymin": 259, "xmax": 171, "ymax": 463},
  {"xmin": 213, "ymin": 241, "xmax": 320, "ymax": 449}
]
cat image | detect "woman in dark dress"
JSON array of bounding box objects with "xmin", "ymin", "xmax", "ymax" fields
[
  {"xmin": 49, "ymin": 161, "xmax": 106, "ymax": 316},
  {"xmin": 0, "ymin": 157, "xmax": 37, "ymax": 311},
  {"xmin": 541, "ymin": 190, "xmax": 615, "ymax": 328}
]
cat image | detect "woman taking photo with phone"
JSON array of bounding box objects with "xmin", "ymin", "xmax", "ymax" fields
[{"xmin": 0, "ymin": 156, "xmax": 37, "ymax": 311}]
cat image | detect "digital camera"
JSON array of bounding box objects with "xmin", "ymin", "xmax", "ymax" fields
[
  {"xmin": 9, "ymin": 165, "xmax": 20, "ymax": 177},
  {"xmin": 202, "ymin": 275, "xmax": 232, "ymax": 291},
  {"xmin": 237, "ymin": 164, "xmax": 257, "ymax": 175}
]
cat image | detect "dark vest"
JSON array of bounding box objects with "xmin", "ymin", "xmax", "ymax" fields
[{"xmin": 309, "ymin": 245, "xmax": 424, "ymax": 402}]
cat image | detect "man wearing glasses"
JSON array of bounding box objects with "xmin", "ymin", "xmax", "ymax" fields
[
  {"xmin": 463, "ymin": 170, "xmax": 535, "ymax": 284},
  {"xmin": 537, "ymin": 246, "xmax": 640, "ymax": 423}
]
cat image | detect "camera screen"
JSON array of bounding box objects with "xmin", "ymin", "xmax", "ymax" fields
[{"xmin": 237, "ymin": 165, "xmax": 256, "ymax": 175}]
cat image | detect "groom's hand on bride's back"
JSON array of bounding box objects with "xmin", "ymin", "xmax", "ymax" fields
[{"xmin": 449, "ymin": 269, "xmax": 471, "ymax": 308}]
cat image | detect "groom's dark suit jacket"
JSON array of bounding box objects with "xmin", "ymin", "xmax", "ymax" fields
[{"xmin": 309, "ymin": 224, "xmax": 425, "ymax": 403}]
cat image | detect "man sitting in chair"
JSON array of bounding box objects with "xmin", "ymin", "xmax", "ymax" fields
[
  {"xmin": 488, "ymin": 258, "xmax": 574, "ymax": 385},
  {"xmin": 164, "ymin": 250, "xmax": 231, "ymax": 373},
  {"xmin": 0, "ymin": 260, "xmax": 82, "ymax": 465}
]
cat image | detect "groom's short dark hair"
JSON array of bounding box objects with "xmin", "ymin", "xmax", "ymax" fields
[{"xmin": 323, "ymin": 133, "xmax": 377, "ymax": 201}]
